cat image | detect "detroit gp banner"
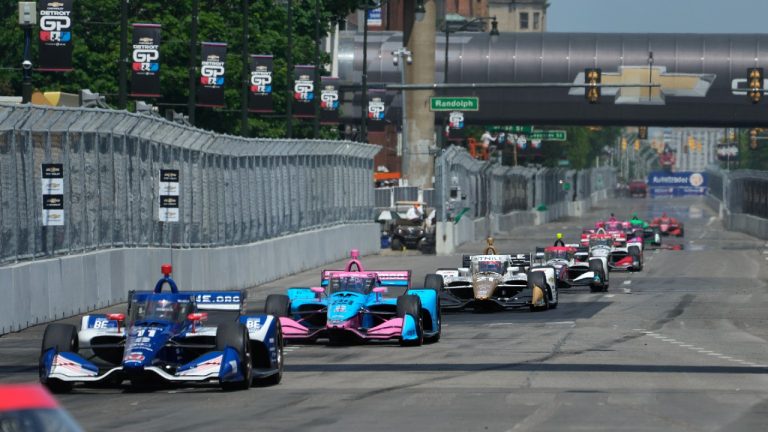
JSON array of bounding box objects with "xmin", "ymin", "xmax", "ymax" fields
[
  {"xmin": 248, "ymin": 55, "xmax": 273, "ymax": 113},
  {"xmin": 292, "ymin": 65, "xmax": 316, "ymax": 118},
  {"xmin": 367, "ymin": 89, "xmax": 387, "ymax": 132},
  {"xmin": 197, "ymin": 42, "xmax": 227, "ymax": 108},
  {"xmin": 130, "ymin": 24, "xmax": 161, "ymax": 97},
  {"xmin": 319, "ymin": 76, "xmax": 340, "ymax": 124},
  {"xmin": 37, "ymin": 0, "xmax": 73, "ymax": 71}
]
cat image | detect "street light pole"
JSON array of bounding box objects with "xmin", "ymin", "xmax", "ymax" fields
[
  {"xmin": 313, "ymin": 0, "xmax": 321, "ymax": 138},
  {"xmin": 392, "ymin": 48, "xmax": 412, "ymax": 177},
  {"xmin": 286, "ymin": 0, "xmax": 293, "ymax": 138},
  {"xmin": 360, "ymin": 7, "xmax": 369, "ymax": 143},
  {"xmin": 240, "ymin": 0, "xmax": 250, "ymax": 136},
  {"xmin": 21, "ymin": 24, "xmax": 32, "ymax": 103},
  {"xmin": 187, "ymin": 0, "xmax": 199, "ymax": 125},
  {"xmin": 118, "ymin": 0, "xmax": 128, "ymax": 109},
  {"xmin": 441, "ymin": 16, "xmax": 498, "ymax": 148}
]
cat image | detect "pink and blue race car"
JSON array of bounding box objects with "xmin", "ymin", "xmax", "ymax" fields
[
  {"xmin": 265, "ymin": 250, "xmax": 441, "ymax": 346},
  {"xmin": 39, "ymin": 265, "xmax": 284, "ymax": 393}
]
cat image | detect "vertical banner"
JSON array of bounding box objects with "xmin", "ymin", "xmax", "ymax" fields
[
  {"xmin": 158, "ymin": 169, "xmax": 179, "ymax": 222},
  {"xmin": 197, "ymin": 42, "xmax": 227, "ymax": 108},
  {"xmin": 319, "ymin": 76, "xmax": 340, "ymax": 124},
  {"xmin": 367, "ymin": 89, "xmax": 387, "ymax": 132},
  {"xmin": 41, "ymin": 163, "xmax": 64, "ymax": 226},
  {"xmin": 130, "ymin": 24, "xmax": 161, "ymax": 97},
  {"xmin": 292, "ymin": 65, "xmax": 316, "ymax": 118},
  {"xmin": 248, "ymin": 55, "xmax": 273, "ymax": 113},
  {"xmin": 37, "ymin": 0, "xmax": 73, "ymax": 71}
]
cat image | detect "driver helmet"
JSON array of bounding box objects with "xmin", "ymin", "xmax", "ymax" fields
[
  {"xmin": 148, "ymin": 299, "xmax": 177, "ymax": 321},
  {"xmin": 479, "ymin": 261, "xmax": 501, "ymax": 273}
]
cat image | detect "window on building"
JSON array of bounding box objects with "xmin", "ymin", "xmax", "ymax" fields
[
  {"xmin": 520, "ymin": 12, "xmax": 529, "ymax": 30},
  {"xmin": 533, "ymin": 12, "xmax": 540, "ymax": 30}
]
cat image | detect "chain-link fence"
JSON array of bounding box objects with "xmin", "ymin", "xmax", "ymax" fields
[
  {"xmin": 0, "ymin": 105, "xmax": 380, "ymax": 265},
  {"xmin": 433, "ymin": 146, "xmax": 615, "ymax": 221}
]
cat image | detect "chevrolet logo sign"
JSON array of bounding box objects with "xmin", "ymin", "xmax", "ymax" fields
[
  {"xmin": 48, "ymin": 2, "xmax": 64, "ymax": 7},
  {"xmin": 569, "ymin": 66, "xmax": 715, "ymax": 105}
]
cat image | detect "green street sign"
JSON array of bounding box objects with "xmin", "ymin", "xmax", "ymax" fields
[
  {"xmin": 429, "ymin": 97, "xmax": 479, "ymax": 112},
  {"xmin": 491, "ymin": 125, "xmax": 534, "ymax": 134},
  {"xmin": 530, "ymin": 130, "xmax": 567, "ymax": 141}
]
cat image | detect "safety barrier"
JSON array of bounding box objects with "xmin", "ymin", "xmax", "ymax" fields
[
  {"xmin": 432, "ymin": 146, "xmax": 615, "ymax": 253},
  {"xmin": 0, "ymin": 105, "xmax": 380, "ymax": 265},
  {"xmin": 706, "ymin": 168, "xmax": 768, "ymax": 239}
]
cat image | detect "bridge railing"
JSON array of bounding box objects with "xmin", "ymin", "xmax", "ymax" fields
[{"xmin": 0, "ymin": 105, "xmax": 380, "ymax": 266}]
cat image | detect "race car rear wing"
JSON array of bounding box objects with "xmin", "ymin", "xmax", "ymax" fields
[
  {"xmin": 320, "ymin": 270, "xmax": 411, "ymax": 288},
  {"xmin": 127, "ymin": 290, "xmax": 246, "ymax": 312}
]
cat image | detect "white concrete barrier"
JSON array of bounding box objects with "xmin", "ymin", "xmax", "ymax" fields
[{"xmin": 0, "ymin": 223, "xmax": 379, "ymax": 335}]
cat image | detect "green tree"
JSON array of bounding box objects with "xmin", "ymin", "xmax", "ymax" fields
[{"xmin": 0, "ymin": 0, "xmax": 359, "ymax": 137}]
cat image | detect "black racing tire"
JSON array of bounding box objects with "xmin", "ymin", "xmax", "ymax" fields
[
  {"xmin": 255, "ymin": 322, "xmax": 284, "ymax": 386},
  {"xmin": 40, "ymin": 324, "xmax": 78, "ymax": 394},
  {"xmin": 264, "ymin": 294, "xmax": 290, "ymax": 318},
  {"xmin": 397, "ymin": 295, "xmax": 423, "ymax": 346},
  {"xmin": 423, "ymin": 274, "xmax": 444, "ymax": 292},
  {"xmin": 216, "ymin": 322, "xmax": 252, "ymax": 391},
  {"xmin": 589, "ymin": 259, "xmax": 607, "ymax": 292},
  {"xmin": 628, "ymin": 246, "xmax": 643, "ymax": 272},
  {"xmin": 527, "ymin": 271, "xmax": 549, "ymax": 312},
  {"xmin": 679, "ymin": 227, "xmax": 685, "ymax": 237},
  {"xmin": 461, "ymin": 254, "xmax": 471, "ymax": 268},
  {"xmin": 391, "ymin": 237, "xmax": 403, "ymax": 251}
]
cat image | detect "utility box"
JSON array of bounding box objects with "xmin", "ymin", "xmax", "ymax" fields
[{"xmin": 18, "ymin": 2, "xmax": 36, "ymax": 25}]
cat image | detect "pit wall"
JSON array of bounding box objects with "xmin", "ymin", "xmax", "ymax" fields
[{"xmin": 0, "ymin": 223, "xmax": 379, "ymax": 334}]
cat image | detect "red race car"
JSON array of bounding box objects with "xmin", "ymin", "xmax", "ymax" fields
[
  {"xmin": 0, "ymin": 384, "xmax": 84, "ymax": 431},
  {"xmin": 650, "ymin": 212, "xmax": 684, "ymax": 237}
]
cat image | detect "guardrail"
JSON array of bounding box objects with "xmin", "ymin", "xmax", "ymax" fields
[{"xmin": 0, "ymin": 105, "xmax": 380, "ymax": 265}]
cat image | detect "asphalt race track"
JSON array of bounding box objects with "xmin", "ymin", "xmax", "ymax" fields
[{"xmin": 2, "ymin": 197, "xmax": 768, "ymax": 431}]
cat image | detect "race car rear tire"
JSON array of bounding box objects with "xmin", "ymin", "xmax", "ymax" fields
[
  {"xmin": 628, "ymin": 246, "xmax": 643, "ymax": 272},
  {"xmin": 589, "ymin": 259, "xmax": 607, "ymax": 292},
  {"xmin": 264, "ymin": 294, "xmax": 290, "ymax": 318},
  {"xmin": 397, "ymin": 295, "xmax": 423, "ymax": 346},
  {"xmin": 391, "ymin": 237, "xmax": 403, "ymax": 251},
  {"xmin": 527, "ymin": 271, "xmax": 549, "ymax": 312},
  {"xmin": 40, "ymin": 324, "xmax": 78, "ymax": 394},
  {"xmin": 216, "ymin": 322, "xmax": 253, "ymax": 391},
  {"xmin": 461, "ymin": 254, "xmax": 471, "ymax": 268},
  {"xmin": 424, "ymin": 273, "xmax": 444, "ymax": 292},
  {"xmin": 679, "ymin": 227, "xmax": 685, "ymax": 237}
]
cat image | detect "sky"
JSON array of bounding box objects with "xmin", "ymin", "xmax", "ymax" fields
[{"xmin": 547, "ymin": 0, "xmax": 768, "ymax": 33}]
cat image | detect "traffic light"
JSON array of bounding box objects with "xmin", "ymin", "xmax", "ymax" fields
[
  {"xmin": 750, "ymin": 128, "xmax": 758, "ymax": 150},
  {"xmin": 633, "ymin": 139, "xmax": 640, "ymax": 151},
  {"xmin": 696, "ymin": 139, "xmax": 703, "ymax": 152},
  {"xmin": 687, "ymin": 135, "xmax": 696, "ymax": 152},
  {"xmin": 621, "ymin": 136, "xmax": 627, "ymax": 151},
  {"xmin": 638, "ymin": 126, "xmax": 648, "ymax": 140},
  {"xmin": 585, "ymin": 68, "xmax": 601, "ymax": 104},
  {"xmin": 748, "ymin": 68, "xmax": 763, "ymax": 103}
]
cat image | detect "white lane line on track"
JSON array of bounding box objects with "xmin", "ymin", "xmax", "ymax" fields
[
  {"xmin": 605, "ymin": 294, "xmax": 615, "ymax": 298},
  {"xmin": 623, "ymin": 280, "xmax": 632, "ymax": 285},
  {"xmin": 633, "ymin": 328, "xmax": 647, "ymax": 332},
  {"xmin": 762, "ymin": 250, "xmax": 768, "ymax": 254},
  {"xmin": 660, "ymin": 338, "xmax": 677, "ymax": 342}
]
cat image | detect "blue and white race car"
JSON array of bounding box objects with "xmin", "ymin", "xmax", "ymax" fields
[
  {"xmin": 267, "ymin": 250, "xmax": 441, "ymax": 346},
  {"xmin": 39, "ymin": 264, "xmax": 283, "ymax": 393}
]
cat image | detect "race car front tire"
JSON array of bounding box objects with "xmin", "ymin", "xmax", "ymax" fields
[
  {"xmin": 216, "ymin": 322, "xmax": 253, "ymax": 391},
  {"xmin": 628, "ymin": 246, "xmax": 643, "ymax": 272},
  {"xmin": 254, "ymin": 322, "xmax": 284, "ymax": 386},
  {"xmin": 589, "ymin": 259, "xmax": 608, "ymax": 292},
  {"xmin": 265, "ymin": 294, "xmax": 290, "ymax": 318},
  {"xmin": 391, "ymin": 237, "xmax": 403, "ymax": 251},
  {"xmin": 40, "ymin": 323, "xmax": 78, "ymax": 394},
  {"xmin": 397, "ymin": 295, "xmax": 424, "ymax": 346},
  {"xmin": 528, "ymin": 271, "xmax": 550, "ymax": 312},
  {"xmin": 424, "ymin": 273, "xmax": 444, "ymax": 292}
]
